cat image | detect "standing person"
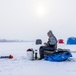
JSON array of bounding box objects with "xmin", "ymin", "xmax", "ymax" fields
[{"xmin": 39, "ymin": 30, "xmax": 57, "ymax": 60}]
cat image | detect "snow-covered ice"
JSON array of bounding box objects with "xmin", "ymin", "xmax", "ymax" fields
[{"xmin": 0, "ymin": 42, "xmax": 76, "ymax": 75}]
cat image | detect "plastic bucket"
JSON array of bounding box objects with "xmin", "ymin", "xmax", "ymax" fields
[{"xmin": 26, "ymin": 49, "xmax": 34, "ymax": 60}]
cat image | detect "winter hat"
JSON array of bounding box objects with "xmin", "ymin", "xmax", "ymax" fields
[{"xmin": 47, "ymin": 30, "xmax": 53, "ymax": 35}]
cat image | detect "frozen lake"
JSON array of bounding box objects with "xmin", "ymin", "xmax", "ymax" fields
[
  {"xmin": 0, "ymin": 42, "xmax": 76, "ymax": 55},
  {"xmin": 0, "ymin": 42, "xmax": 41, "ymax": 59},
  {"xmin": 0, "ymin": 42, "xmax": 35, "ymax": 55},
  {"xmin": 0, "ymin": 42, "xmax": 76, "ymax": 75}
]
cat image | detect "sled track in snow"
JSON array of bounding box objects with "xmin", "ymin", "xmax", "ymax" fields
[{"xmin": 71, "ymin": 51, "xmax": 76, "ymax": 53}]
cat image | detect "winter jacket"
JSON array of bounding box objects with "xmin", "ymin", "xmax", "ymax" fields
[{"xmin": 47, "ymin": 30, "xmax": 57, "ymax": 50}]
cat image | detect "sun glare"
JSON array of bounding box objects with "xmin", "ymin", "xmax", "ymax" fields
[{"xmin": 36, "ymin": 6, "xmax": 47, "ymax": 17}]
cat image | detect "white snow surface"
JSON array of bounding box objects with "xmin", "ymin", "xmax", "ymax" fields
[{"xmin": 0, "ymin": 42, "xmax": 76, "ymax": 75}]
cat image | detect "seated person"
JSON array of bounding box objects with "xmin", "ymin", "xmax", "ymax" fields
[{"xmin": 39, "ymin": 30, "xmax": 57, "ymax": 60}]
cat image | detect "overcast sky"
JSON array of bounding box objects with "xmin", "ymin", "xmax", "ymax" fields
[{"xmin": 0, "ymin": 0, "xmax": 76, "ymax": 41}]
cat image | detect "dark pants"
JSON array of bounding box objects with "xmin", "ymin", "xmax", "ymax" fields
[{"xmin": 39, "ymin": 45, "xmax": 55, "ymax": 59}]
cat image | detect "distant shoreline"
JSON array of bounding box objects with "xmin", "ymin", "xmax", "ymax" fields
[
  {"xmin": 0, "ymin": 41, "xmax": 35, "ymax": 43},
  {"xmin": 0, "ymin": 39, "xmax": 35, "ymax": 43}
]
